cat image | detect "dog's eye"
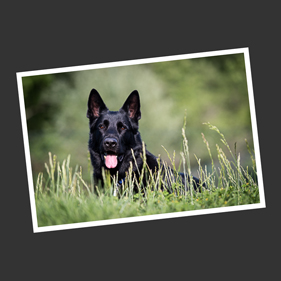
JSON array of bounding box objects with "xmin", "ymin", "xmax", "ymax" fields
[
  {"xmin": 117, "ymin": 122, "xmax": 126, "ymax": 132},
  {"xmin": 120, "ymin": 125, "xmax": 127, "ymax": 131},
  {"xmin": 99, "ymin": 124, "xmax": 105, "ymax": 129},
  {"xmin": 117, "ymin": 122, "xmax": 126, "ymax": 131}
]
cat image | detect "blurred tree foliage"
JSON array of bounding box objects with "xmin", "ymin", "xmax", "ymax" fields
[
  {"xmin": 149, "ymin": 54, "xmax": 252, "ymax": 158},
  {"xmin": 22, "ymin": 53, "xmax": 254, "ymax": 182}
]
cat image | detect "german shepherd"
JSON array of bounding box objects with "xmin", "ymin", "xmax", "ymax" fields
[{"xmin": 87, "ymin": 89, "xmax": 201, "ymax": 192}]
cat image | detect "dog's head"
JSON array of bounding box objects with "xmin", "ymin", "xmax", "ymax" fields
[{"xmin": 87, "ymin": 89, "xmax": 141, "ymax": 169}]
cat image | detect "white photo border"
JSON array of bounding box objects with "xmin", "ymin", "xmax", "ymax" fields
[{"xmin": 16, "ymin": 47, "xmax": 266, "ymax": 233}]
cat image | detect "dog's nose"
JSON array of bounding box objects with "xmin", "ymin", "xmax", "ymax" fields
[{"xmin": 104, "ymin": 137, "xmax": 118, "ymax": 149}]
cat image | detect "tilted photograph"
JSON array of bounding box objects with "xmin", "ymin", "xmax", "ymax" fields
[{"xmin": 16, "ymin": 48, "xmax": 265, "ymax": 232}]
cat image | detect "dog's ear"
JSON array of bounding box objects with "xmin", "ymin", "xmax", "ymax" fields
[
  {"xmin": 87, "ymin": 89, "xmax": 108, "ymax": 119},
  {"xmin": 120, "ymin": 90, "xmax": 141, "ymax": 121}
]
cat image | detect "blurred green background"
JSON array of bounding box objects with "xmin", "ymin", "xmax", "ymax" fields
[{"xmin": 22, "ymin": 53, "xmax": 254, "ymax": 183}]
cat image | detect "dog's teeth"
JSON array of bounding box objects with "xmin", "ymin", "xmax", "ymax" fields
[{"xmin": 104, "ymin": 155, "xmax": 117, "ymax": 159}]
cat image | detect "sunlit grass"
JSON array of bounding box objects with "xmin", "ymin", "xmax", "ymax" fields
[{"xmin": 35, "ymin": 124, "xmax": 260, "ymax": 227}]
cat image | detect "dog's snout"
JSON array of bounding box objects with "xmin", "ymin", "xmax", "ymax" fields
[{"xmin": 104, "ymin": 137, "xmax": 118, "ymax": 149}]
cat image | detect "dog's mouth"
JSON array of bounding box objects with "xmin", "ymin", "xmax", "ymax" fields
[{"xmin": 103, "ymin": 153, "xmax": 124, "ymax": 169}]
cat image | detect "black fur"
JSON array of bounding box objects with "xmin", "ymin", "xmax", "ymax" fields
[{"xmin": 87, "ymin": 89, "xmax": 201, "ymax": 192}]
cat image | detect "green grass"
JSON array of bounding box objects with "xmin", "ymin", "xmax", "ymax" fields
[{"xmin": 35, "ymin": 123, "xmax": 260, "ymax": 227}]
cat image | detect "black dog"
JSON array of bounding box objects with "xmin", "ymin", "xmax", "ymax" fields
[{"xmin": 87, "ymin": 89, "xmax": 201, "ymax": 193}]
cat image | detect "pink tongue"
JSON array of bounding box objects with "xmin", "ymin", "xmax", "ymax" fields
[{"xmin": 105, "ymin": 155, "xmax": 118, "ymax": 169}]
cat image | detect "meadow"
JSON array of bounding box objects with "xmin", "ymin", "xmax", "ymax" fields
[{"xmin": 34, "ymin": 123, "xmax": 260, "ymax": 227}]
